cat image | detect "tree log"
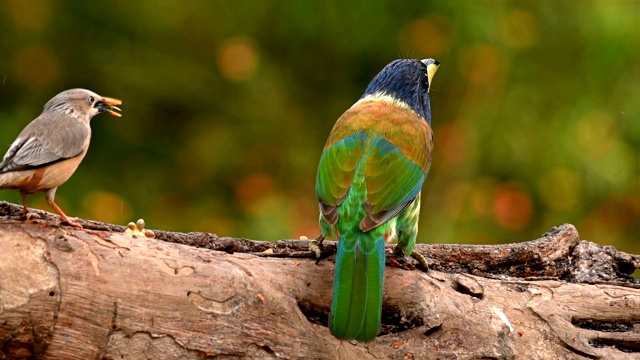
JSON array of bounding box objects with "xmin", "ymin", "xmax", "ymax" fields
[{"xmin": 0, "ymin": 201, "xmax": 639, "ymax": 359}]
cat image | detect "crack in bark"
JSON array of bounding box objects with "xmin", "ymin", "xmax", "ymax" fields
[
  {"xmin": 187, "ymin": 291, "xmax": 243, "ymax": 315},
  {"xmin": 43, "ymin": 273, "xmax": 62, "ymax": 359}
]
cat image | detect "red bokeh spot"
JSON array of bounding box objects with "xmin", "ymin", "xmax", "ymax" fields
[{"xmin": 492, "ymin": 183, "xmax": 533, "ymax": 231}]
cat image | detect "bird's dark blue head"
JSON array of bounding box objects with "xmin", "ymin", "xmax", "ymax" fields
[{"xmin": 360, "ymin": 59, "xmax": 439, "ymax": 124}]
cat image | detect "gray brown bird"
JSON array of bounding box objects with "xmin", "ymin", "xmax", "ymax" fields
[{"xmin": 0, "ymin": 88, "xmax": 122, "ymax": 227}]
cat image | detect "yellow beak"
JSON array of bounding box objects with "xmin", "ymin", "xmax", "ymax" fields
[{"xmin": 426, "ymin": 62, "xmax": 439, "ymax": 94}]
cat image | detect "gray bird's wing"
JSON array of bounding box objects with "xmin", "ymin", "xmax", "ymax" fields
[{"xmin": 0, "ymin": 112, "xmax": 89, "ymax": 174}]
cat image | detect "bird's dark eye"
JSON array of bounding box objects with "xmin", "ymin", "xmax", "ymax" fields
[
  {"xmin": 422, "ymin": 75, "xmax": 430, "ymax": 88},
  {"xmin": 88, "ymin": 96, "xmax": 95, "ymax": 104}
]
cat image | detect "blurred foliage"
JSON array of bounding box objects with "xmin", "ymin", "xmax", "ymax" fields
[{"xmin": 1, "ymin": 0, "xmax": 639, "ymax": 254}]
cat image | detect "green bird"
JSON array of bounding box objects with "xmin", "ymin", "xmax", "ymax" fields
[{"xmin": 315, "ymin": 59, "xmax": 439, "ymax": 341}]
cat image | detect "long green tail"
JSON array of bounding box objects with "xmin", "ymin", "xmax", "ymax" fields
[{"xmin": 329, "ymin": 231, "xmax": 385, "ymax": 342}]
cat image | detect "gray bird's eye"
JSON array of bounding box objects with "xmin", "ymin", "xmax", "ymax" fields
[{"xmin": 88, "ymin": 96, "xmax": 95, "ymax": 104}]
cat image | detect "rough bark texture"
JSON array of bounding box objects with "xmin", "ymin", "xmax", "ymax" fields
[{"xmin": 1, "ymin": 201, "xmax": 639, "ymax": 360}]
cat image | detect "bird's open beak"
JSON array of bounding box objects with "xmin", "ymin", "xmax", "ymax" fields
[{"xmin": 96, "ymin": 97, "xmax": 122, "ymax": 117}]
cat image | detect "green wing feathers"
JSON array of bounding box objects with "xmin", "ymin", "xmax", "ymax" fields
[
  {"xmin": 316, "ymin": 132, "xmax": 365, "ymax": 206},
  {"xmin": 360, "ymin": 137, "xmax": 426, "ymax": 232}
]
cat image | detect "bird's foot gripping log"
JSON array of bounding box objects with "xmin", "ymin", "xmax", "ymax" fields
[
  {"xmin": 309, "ymin": 235, "xmax": 325, "ymax": 260},
  {"xmin": 0, "ymin": 89, "xmax": 122, "ymax": 228},
  {"xmin": 315, "ymin": 59, "xmax": 440, "ymax": 342},
  {"xmin": 388, "ymin": 245, "xmax": 431, "ymax": 271},
  {"xmin": 19, "ymin": 192, "xmax": 39, "ymax": 221},
  {"xmin": 47, "ymin": 197, "xmax": 81, "ymax": 228},
  {"xmin": 310, "ymin": 235, "xmax": 337, "ymax": 264}
]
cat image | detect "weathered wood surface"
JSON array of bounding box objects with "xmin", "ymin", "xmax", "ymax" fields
[{"xmin": 1, "ymin": 201, "xmax": 639, "ymax": 359}]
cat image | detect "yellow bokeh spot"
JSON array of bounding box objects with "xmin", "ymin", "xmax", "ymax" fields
[
  {"xmin": 501, "ymin": 9, "xmax": 540, "ymax": 49},
  {"xmin": 537, "ymin": 167, "xmax": 582, "ymax": 211},
  {"xmin": 574, "ymin": 111, "xmax": 634, "ymax": 189},
  {"xmin": 12, "ymin": 45, "xmax": 59, "ymax": 88},
  {"xmin": 217, "ymin": 37, "xmax": 259, "ymax": 82},
  {"xmin": 7, "ymin": 0, "xmax": 51, "ymax": 30},
  {"xmin": 235, "ymin": 172, "xmax": 276, "ymax": 213},
  {"xmin": 575, "ymin": 111, "xmax": 618, "ymax": 157},
  {"xmin": 442, "ymin": 182, "xmax": 472, "ymax": 220},
  {"xmin": 398, "ymin": 15, "xmax": 452, "ymax": 58},
  {"xmin": 470, "ymin": 178, "xmax": 497, "ymax": 217},
  {"xmin": 82, "ymin": 191, "xmax": 132, "ymax": 224},
  {"xmin": 458, "ymin": 44, "xmax": 508, "ymax": 85},
  {"xmin": 598, "ymin": 140, "xmax": 635, "ymax": 189}
]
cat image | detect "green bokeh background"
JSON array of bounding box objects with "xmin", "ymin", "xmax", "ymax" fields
[{"xmin": 1, "ymin": 1, "xmax": 639, "ymax": 253}]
